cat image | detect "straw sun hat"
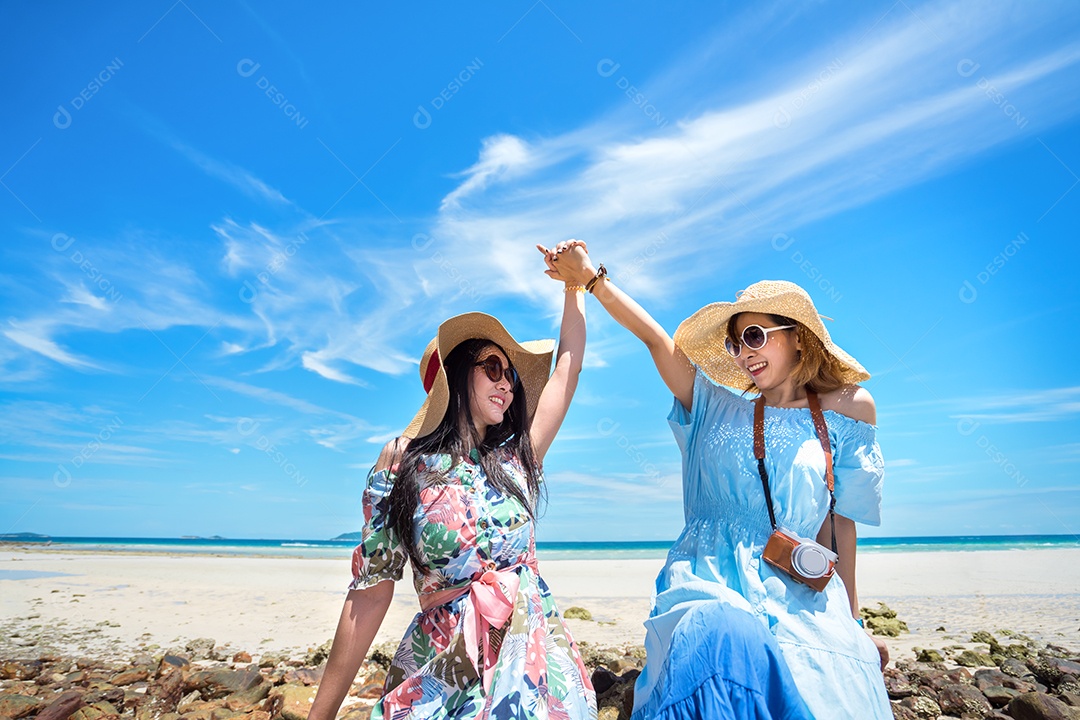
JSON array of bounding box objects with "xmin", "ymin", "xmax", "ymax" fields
[
  {"xmin": 402, "ymin": 312, "xmax": 555, "ymax": 439},
  {"xmin": 673, "ymin": 280, "xmax": 870, "ymax": 389}
]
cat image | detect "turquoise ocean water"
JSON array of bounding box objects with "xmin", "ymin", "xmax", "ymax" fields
[{"xmin": 1, "ymin": 534, "xmax": 1078, "ymax": 560}]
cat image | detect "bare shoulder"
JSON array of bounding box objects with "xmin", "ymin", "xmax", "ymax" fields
[
  {"xmin": 375, "ymin": 437, "xmax": 410, "ymax": 472},
  {"xmin": 820, "ymin": 385, "xmax": 876, "ymax": 425}
]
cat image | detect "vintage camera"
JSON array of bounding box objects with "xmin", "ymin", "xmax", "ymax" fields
[{"xmin": 762, "ymin": 527, "xmax": 837, "ymax": 592}]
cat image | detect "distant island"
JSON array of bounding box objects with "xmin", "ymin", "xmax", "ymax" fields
[
  {"xmin": 332, "ymin": 532, "xmax": 363, "ymax": 541},
  {"xmin": 0, "ymin": 533, "xmax": 51, "ymax": 541}
]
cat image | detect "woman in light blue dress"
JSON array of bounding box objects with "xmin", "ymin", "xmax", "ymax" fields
[{"xmin": 541, "ymin": 243, "xmax": 891, "ymax": 719}]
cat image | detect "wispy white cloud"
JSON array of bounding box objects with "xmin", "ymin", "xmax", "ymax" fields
[
  {"xmin": 441, "ymin": 134, "xmax": 534, "ymax": 210},
  {"xmin": 3, "ymin": 325, "xmax": 101, "ymax": 370},
  {"xmin": 412, "ymin": 0, "xmax": 1080, "ymax": 313},
  {"xmin": 954, "ymin": 386, "xmax": 1080, "ymax": 423},
  {"xmin": 203, "ymin": 375, "xmax": 346, "ymax": 416},
  {"xmin": 202, "ymin": 375, "xmax": 381, "ymax": 450}
]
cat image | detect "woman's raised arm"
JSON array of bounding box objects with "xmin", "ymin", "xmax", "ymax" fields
[
  {"xmin": 538, "ymin": 243, "xmax": 694, "ymax": 411},
  {"xmin": 530, "ymin": 242, "xmax": 587, "ymax": 462}
]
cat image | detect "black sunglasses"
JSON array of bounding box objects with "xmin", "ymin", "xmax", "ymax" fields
[{"xmin": 474, "ymin": 355, "xmax": 519, "ymax": 386}]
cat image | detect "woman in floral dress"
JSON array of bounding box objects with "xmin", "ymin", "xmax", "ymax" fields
[{"xmin": 308, "ymin": 241, "xmax": 596, "ymax": 720}]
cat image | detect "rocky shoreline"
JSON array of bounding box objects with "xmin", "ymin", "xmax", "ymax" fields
[{"xmin": 2, "ymin": 605, "xmax": 1079, "ymax": 720}]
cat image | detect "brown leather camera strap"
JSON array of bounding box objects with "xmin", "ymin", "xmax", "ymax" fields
[
  {"xmin": 805, "ymin": 391, "xmax": 835, "ymax": 494},
  {"xmin": 753, "ymin": 390, "xmax": 837, "ymax": 552}
]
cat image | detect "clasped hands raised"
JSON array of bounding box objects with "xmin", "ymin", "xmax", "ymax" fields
[{"xmin": 535, "ymin": 240, "xmax": 597, "ymax": 286}]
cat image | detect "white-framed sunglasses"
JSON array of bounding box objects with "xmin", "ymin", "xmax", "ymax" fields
[{"xmin": 724, "ymin": 324, "xmax": 796, "ymax": 358}]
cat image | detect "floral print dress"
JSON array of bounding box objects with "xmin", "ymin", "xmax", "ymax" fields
[{"xmin": 350, "ymin": 448, "xmax": 596, "ymax": 720}]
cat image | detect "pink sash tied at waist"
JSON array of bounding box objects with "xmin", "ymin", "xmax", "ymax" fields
[{"xmin": 418, "ymin": 555, "xmax": 539, "ymax": 693}]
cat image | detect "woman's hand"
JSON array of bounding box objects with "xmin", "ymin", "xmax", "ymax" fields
[
  {"xmin": 870, "ymin": 634, "xmax": 890, "ymax": 670},
  {"xmin": 536, "ymin": 240, "xmax": 594, "ymax": 285}
]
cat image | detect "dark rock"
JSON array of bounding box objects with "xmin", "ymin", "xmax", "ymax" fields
[
  {"xmin": 976, "ymin": 668, "xmax": 1012, "ymax": 690},
  {"xmin": 1008, "ymin": 691, "xmax": 1080, "ymax": 720},
  {"xmin": 1002, "ymin": 657, "xmax": 1036, "ymax": 679},
  {"xmin": 36, "ymin": 690, "xmax": 86, "ymax": 720},
  {"xmin": 64, "ymin": 670, "xmax": 87, "ymax": 684},
  {"xmin": 232, "ymin": 652, "xmax": 252, "ymax": 664},
  {"xmin": 913, "ymin": 685, "xmax": 940, "ymax": 702},
  {"xmin": 897, "ymin": 694, "xmax": 941, "ymax": 718},
  {"xmin": 69, "ymin": 701, "xmax": 120, "ymax": 720},
  {"xmin": 223, "ymin": 683, "xmax": 271, "ymax": 711},
  {"xmin": 364, "ymin": 642, "xmax": 397, "ymax": 671},
  {"xmin": 185, "ymin": 639, "xmax": 217, "ymax": 661},
  {"xmin": 884, "ymin": 669, "xmax": 916, "ymax": 699},
  {"xmin": 890, "ymin": 701, "xmax": 920, "ymax": 720},
  {"xmin": 861, "ymin": 601, "xmax": 898, "ymax": 619},
  {"xmin": 977, "ymin": 668, "xmax": 1039, "ymax": 694},
  {"xmin": 578, "ymin": 642, "xmax": 624, "ymax": 670},
  {"xmin": 956, "ymin": 650, "xmax": 996, "ymax": 668},
  {"xmin": 1, "ymin": 660, "xmax": 43, "ymax": 681},
  {"xmin": 1060, "ymin": 692, "xmax": 1080, "ymax": 707},
  {"xmin": 866, "ymin": 615, "xmax": 908, "ymax": 637},
  {"xmin": 922, "ymin": 668, "xmax": 973, "ymax": 691},
  {"xmin": 351, "ymin": 668, "xmax": 387, "ymax": 700},
  {"xmin": 184, "ymin": 666, "xmax": 264, "ymax": 700},
  {"xmin": 1004, "ymin": 644, "xmax": 1033, "ymax": 660},
  {"xmin": 258, "ymin": 654, "xmax": 285, "ymax": 670},
  {"xmin": 591, "ymin": 667, "xmax": 619, "ymax": 696},
  {"xmin": 159, "ymin": 655, "xmax": 189, "ymax": 675},
  {"xmin": 983, "ymin": 686, "xmax": 1020, "ymax": 708},
  {"xmin": 1045, "ymin": 644, "xmax": 1076, "ymax": 657},
  {"xmin": 303, "ymin": 641, "xmax": 333, "ymax": 667},
  {"xmin": 592, "ymin": 668, "xmax": 637, "ymax": 720},
  {"xmin": 564, "ymin": 606, "xmax": 593, "ymax": 621},
  {"xmin": 946, "ymin": 668, "xmax": 975, "ymax": 685},
  {"xmin": 938, "ymin": 683, "xmax": 992, "ymax": 718},
  {"xmin": 0, "ymin": 695, "xmax": 44, "ymax": 719},
  {"xmin": 147, "ymin": 664, "xmax": 184, "ymax": 711},
  {"xmin": 284, "ymin": 667, "xmax": 324, "ymax": 686},
  {"xmin": 107, "ymin": 669, "xmax": 149, "ymax": 687},
  {"xmin": 267, "ymin": 683, "xmax": 317, "ymax": 720},
  {"xmin": 860, "ymin": 603, "xmax": 908, "ymax": 636},
  {"xmin": 337, "ymin": 706, "xmax": 372, "ymax": 720},
  {"xmin": 1029, "ymin": 656, "xmax": 1080, "ymax": 690},
  {"xmin": 176, "ymin": 690, "xmax": 202, "ymax": 714},
  {"xmin": 83, "ymin": 689, "xmax": 125, "ymax": 707},
  {"xmin": 916, "ymin": 649, "xmax": 944, "ymax": 663}
]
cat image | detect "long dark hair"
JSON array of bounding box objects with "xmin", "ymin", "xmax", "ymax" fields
[{"xmin": 386, "ymin": 338, "xmax": 545, "ymax": 571}]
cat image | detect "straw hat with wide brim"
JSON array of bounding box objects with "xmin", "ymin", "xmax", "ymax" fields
[
  {"xmin": 673, "ymin": 280, "xmax": 870, "ymax": 389},
  {"xmin": 402, "ymin": 312, "xmax": 555, "ymax": 440}
]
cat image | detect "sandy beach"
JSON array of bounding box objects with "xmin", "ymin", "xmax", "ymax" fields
[{"xmin": 2, "ymin": 545, "xmax": 1078, "ymax": 665}]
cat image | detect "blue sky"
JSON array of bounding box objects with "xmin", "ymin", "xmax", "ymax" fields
[{"xmin": 1, "ymin": 0, "xmax": 1078, "ymax": 542}]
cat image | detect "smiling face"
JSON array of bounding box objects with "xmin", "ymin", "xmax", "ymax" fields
[
  {"xmin": 730, "ymin": 312, "xmax": 802, "ymax": 393},
  {"xmin": 468, "ymin": 344, "xmax": 515, "ymax": 435}
]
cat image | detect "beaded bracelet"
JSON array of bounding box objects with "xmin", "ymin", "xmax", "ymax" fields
[{"xmin": 565, "ymin": 284, "xmax": 586, "ymax": 293}]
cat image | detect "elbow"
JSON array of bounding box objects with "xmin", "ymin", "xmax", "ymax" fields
[{"xmin": 555, "ymin": 349, "xmax": 584, "ymax": 378}]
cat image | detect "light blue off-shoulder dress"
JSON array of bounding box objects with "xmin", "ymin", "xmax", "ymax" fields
[{"xmin": 631, "ymin": 370, "xmax": 891, "ymax": 720}]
